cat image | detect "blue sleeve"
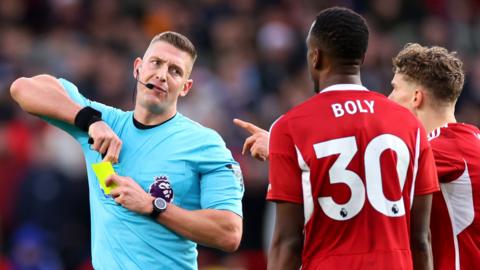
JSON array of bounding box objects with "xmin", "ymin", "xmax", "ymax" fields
[
  {"xmin": 198, "ymin": 130, "xmax": 244, "ymax": 217},
  {"xmin": 42, "ymin": 78, "xmax": 123, "ymax": 144}
]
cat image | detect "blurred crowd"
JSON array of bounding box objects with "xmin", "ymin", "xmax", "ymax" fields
[{"xmin": 0, "ymin": 0, "xmax": 479, "ymax": 269}]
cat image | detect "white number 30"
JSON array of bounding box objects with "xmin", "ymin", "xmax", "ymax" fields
[{"xmin": 313, "ymin": 135, "xmax": 409, "ymax": 220}]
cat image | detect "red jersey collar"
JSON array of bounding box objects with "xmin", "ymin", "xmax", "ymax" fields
[{"xmin": 320, "ymin": 84, "xmax": 368, "ymax": 93}]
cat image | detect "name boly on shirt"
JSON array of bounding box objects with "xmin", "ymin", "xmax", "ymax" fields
[{"xmin": 331, "ymin": 100, "xmax": 375, "ymax": 118}]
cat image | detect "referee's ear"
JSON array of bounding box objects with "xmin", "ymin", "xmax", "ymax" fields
[
  {"xmin": 179, "ymin": 79, "xmax": 193, "ymax": 97},
  {"xmin": 133, "ymin": 57, "xmax": 142, "ymax": 78}
]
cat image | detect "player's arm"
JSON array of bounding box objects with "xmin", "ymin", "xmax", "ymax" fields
[
  {"xmin": 105, "ymin": 175, "xmax": 242, "ymax": 252},
  {"xmin": 409, "ymin": 128, "xmax": 438, "ymax": 270},
  {"xmin": 410, "ymin": 194, "xmax": 433, "ymax": 270},
  {"xmin": 10, "ymin": 75, "xmax": 122, "ymax": 163},
  {"xmin": 266, "ymin": 115, "xmax": 303, "ymax": 269},
  {"xmin": 267, "ymin": 201, "xmax": 303, "ymax": 270},
  {"xmin": 233, "ymin": 118, "xmax": 269, "ymax": 161}
]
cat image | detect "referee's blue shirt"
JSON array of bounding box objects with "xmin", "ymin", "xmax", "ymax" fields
[{"xmin": 45, "ymin": 78, "xmax": 244, "ymax": 270}]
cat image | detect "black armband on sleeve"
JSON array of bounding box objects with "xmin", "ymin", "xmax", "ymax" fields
[{"xmin": 74, "ymin": 106, "xmax": 102, "ymax": 132}]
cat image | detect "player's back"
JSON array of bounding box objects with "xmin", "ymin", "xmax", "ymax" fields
[
  {"xmin": 272, "ymin": 85, "xmax": 438, "ymax": 269},
  {"xmin": 429, "ymin": 123, "xmax": 480, "ymax": 270}
]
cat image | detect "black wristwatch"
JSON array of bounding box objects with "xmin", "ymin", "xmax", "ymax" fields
[{"xmin": 149, "ymin": 197, "xmax": 167, "ymax": 219}]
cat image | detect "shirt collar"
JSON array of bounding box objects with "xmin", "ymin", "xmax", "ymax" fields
[{"xmin": 320, "ymin": 84, "xmax": 369, "ymax": 93}]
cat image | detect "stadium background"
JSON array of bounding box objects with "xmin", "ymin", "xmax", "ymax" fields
[{"xmin": 0, "ymin": 0, "xmax": 479, "ymax": 269}]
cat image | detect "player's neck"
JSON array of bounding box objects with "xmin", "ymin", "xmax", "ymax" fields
[
  {"xmin": 318, "ymin": 74, "xmax": 362, "ymax": 90},
  {"xmin": 418, "ymin": 106, "xmax": 457, "ymax": 133}
]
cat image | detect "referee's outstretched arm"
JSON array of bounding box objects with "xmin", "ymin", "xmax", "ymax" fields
[{"xmin": 10, "ymin": 74, "xmax": 122, "ymax": 163}]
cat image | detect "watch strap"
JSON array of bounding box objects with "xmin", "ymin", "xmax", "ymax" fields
[{"xmin": 149, "ymin": 198, "xmax": 166, "ymax": 219}]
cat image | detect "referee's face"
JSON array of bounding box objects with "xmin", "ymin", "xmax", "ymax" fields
[{"xmin": 134, "ymin": 41, "xmax": 194, "ymax": 115}]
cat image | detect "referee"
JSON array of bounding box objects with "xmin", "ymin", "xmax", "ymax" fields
[{"xmin": 10, "ymin": 31, "xmax": 244, "ymax": 270}]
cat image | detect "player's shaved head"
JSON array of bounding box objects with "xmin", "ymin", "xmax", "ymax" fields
[
  {"xmin": 306, "ymin": 7, "xmax": 369, "ymax": 93},
  {"xmin": 309, "ymin": 7, "xmax": 369, "ymax": 61}
]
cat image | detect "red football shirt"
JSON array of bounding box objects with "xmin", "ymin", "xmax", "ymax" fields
[
  {"xmin": 267, "ymin": 84, "xmax": 439, "ymax": 269},
  {"xmin": 429, "ymin": 123, "xmax": 480, "ymax": 270}
]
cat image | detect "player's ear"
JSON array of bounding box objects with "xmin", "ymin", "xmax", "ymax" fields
[
  {"xmin": 412, "ymin": 88, "xmax": 424, "ymax": 109},
  {"xmin": 313, "ymin": 48, "xmax": 322, "ymax": 70},
  {"xmin": 360, "ymin": 55, "xmax": 366, "ymax": 65},
  {"xmin": 179, "ymin": 79, "xmax": 193, "ymax": 97}
]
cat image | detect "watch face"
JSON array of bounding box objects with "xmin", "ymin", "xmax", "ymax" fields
[{"xmin": 154, "ymin": 198, "xmax": 167, "ymax": 211}]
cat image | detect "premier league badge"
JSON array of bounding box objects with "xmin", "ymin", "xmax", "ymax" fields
[{"xmin": 149, "ymin": 176, "xmax": 174, "ymax": 203}]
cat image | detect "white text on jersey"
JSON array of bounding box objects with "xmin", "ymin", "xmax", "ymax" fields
[{"xmin": 331, "ymin": 100, "xmax": 375, "ymax": 118}]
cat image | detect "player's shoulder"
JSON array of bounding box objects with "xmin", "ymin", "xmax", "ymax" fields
[
  {"xmin": 270, "ymin": 96, "xmax": 327, "ymax": 136},
  {"xmin": 428, "ymin": 123, "xmax": 479, "ymax": 141},
  {"xmin": 279, "ymin": 92, "xmax": 327, "ymax": 119},
  {"xmin": 427, "ymin": 124, "xmax": 476, "ymax": 174},
  {"xmin": 428, "ymin": 125, "xmax": 454, "ymax": 162},
  {"xmin": 284, "ymin": 88, "xmax": 419, "ymax": 124},
  {"xmin": 427, "ymin": 125, "xmax": 446, "ymax": 142},
  {"xmin": 429, "ymin": 123, "xmax": 480, "ymax": 156}
]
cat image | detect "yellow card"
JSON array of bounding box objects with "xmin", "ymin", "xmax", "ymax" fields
[{"xmin": 91, "ymin": 161, "xmax": 117, "ymax": 194}]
